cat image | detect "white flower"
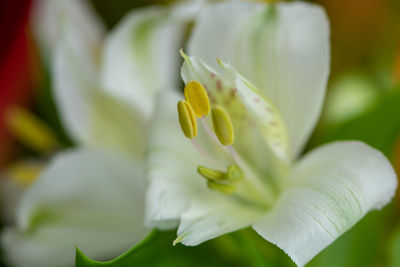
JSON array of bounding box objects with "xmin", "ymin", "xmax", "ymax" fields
[
  {"xmin": 145, "ymin": 1, "xmax": 398, "ymax": 266},
  {"xmin": 1, "ymin": 0, "xmax": 203, "ymax": 266}
]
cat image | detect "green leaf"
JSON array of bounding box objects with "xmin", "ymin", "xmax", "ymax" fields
[
  {"xmin": 75, "ymin": 230, "xmax": 157, "ymax": 267},
  {"xmin": 75, "ymin": 228, "xmax": 294, "ymax": 267}
]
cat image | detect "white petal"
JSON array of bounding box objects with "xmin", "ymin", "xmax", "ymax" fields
[
  {"xmin": 32, "ymin": 0, "xmax": 105, "ymax": 61},
  {"xmin": 145, "ymin": 91, "xmax": 207, "ymax": 229},
  {"xmin": 53, "ymin": 41, "xmax": 98, "ymax": 143},
  {"xmin": 218, "ymin": 59, "xmax": 290, "ymax": 162},
  {"xmin": 181, "ymin": 53, "xmax": 289, "ymax": 177},
  {"xmin": 83, "ymin": 92, "xmax": 147, "ymax": 159},
  {"xmin": 252, "ymin": 141, "xmax": 397, "ymax": 266},
  {"xmin": 53, "ymin": 24, "xmax": 147, "ymax": 156},
  {"xmin": 188, "ymin": 1, "xmax": 330, "ymax": 159},
  {"xmin": 51, "ymin": 0, "xmax": 103, "ymax": 143},
  {"xmin": 177, "ymin": 192, "xmax": 263, "ymax": 246},
  {"xmin": 2, "ymin": 149, "xmax": 150, "ymax": 267},
  {"xmin": 145, "ymin": 92, "xmax": 264, "ymax": 243},
  {"xmin": 101, "ymin": 2, "xmax": 201, "ymax": 119}
]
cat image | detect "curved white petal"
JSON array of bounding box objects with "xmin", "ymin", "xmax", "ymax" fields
[
  {"xmin": 101, "ymin": 2, "xmax": 202, "ymax": 119},
  {"xmin": 218, "ymin": 59, "xmax": 289, "ymax": 162},
  {"xmin": 32, "ymin": 0, "xmax": 105, "ymax": 61},
  {"xmin": 2, "ymin": 149, "xmax": 150, "ymax": 267},
  {"xmin": 51, "ymin": 0, "xmax": 103, "ymax": 143},
  {"xmin": 53, "ymin": 40, "xmax": 98, "ymax": 143},
  {"xmin": 83, "ymin": 92, "xmax": 147, "ymax": 159},
  {"xmin": 181, "ymin": 53, "xmax": 289, "ymax": 177},
  {"xmin": 188, "ymin": 1, "xmax": 330, "ymax": 159},
  {"xmin": 145, "ymin": 92, "xmax": 264, "ymax": 241},
  {"xmin": 145, "ymin": 91, "xmax": 207, "ymax": 229},
  {"xmin": 177, "ymin": 191, "xmax": 263, "ymax": 246},
  {"xmin": 252, "ymin": 141, "xmax": 397, "ymax": 266},
  {"xmin": 145, "ymin": 91, "xmax": 263, "ymax": 243},
  {"xmin": 54, "ymin": 27, "xmax": 147, "ymax": 155}
]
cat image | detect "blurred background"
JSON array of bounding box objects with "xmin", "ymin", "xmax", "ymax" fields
[{"xmin": 1, "ymin": 0, "xmax": 400, "ymax": 266}]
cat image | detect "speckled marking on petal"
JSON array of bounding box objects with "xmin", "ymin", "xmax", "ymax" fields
[
  {"xmin": 265, "ymin": 106, "xmax": 274, "ymax": 113},
  {"xmin": 216, "ymin": 80, "xmax": 223, "ymax": 92}
]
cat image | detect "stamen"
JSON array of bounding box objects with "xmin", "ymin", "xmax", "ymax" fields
[
  {"xmin": 197, "ymin": 166, "xmax": 226, "ymax": 181},
  {"xmin": 207, "ymin": 180, "xmax": 235, "ymax": 194},
  {"xmin": 211, "ymin": 105, "xmax": 234, "ymax": 146},
  {"xmin": 177, "ymin": 100, "xmax": 198, "ymax": 139},
  {"xmin": 184, "ymin": 81, "xmax": 210, "ymax": 117}
]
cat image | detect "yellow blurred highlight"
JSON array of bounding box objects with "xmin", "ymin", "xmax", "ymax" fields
[
  {"xmin": 5, "ymin": 106, "xmax": 59, "ymax": 153},
  {"xmin": 7, "ymin": 161, "xmax": 43, "ymax": 187}
]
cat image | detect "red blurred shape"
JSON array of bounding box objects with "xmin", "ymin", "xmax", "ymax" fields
[{"xmin": 0, "ymin": 0, "xmax": 37, "ymax": 165}]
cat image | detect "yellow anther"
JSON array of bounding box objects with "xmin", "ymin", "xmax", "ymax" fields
[
  {"xmin": 211, "ymin": 105, "xmax": 234, "ymax": 146},
  {"xmin": 197, "ymin": 166, "xmax": 226, "ymax": 181},
  {"xmin": 5, "ymin": 107, "xmax": 59, "ymax": 153},
  {"xmin": 227, "ymin": 164, "xmax": 243, "ymax": 181},
  {"xmin": 177, "ymin": 100, "xmax": 198, "ymax": 139},
  {"xmin": 184, "ymin": 81, "xmax": 210, "ymax": 117},
  {"xmin": 207, "ymin": 180, "xmax": 235, "ymax": 194}
]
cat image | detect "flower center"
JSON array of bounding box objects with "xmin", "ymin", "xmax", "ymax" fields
[{"xmin": 177, "ymin": 81, "xmax": 273, "ymax": 209}]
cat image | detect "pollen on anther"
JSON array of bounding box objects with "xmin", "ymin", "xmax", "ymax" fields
[
  {"xmin": 177, "ymin": 100, "xmax": 198, "ymax": 139},
  {"xmin": 212, "ymin": 105, "xmax": 235, "ymax": 146},
  {"xmin": 184, "ymin": 81, "xmax": 210, "ymax": 117}
]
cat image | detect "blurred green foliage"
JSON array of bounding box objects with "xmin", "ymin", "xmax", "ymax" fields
[
  {"xmin": 89, "ymin": 0, "xmax": 173, "ymax": 29},
  {"xmin": 311, "ymin": 87, "xmax": 400, "ymax": 157},
  {"xmin": 76, "ymin": 229, "xmax": 295, "ymax": 267},
  {"xmin": 390, "ymin": 224, "xmax": 400, "ymax": 267}
]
